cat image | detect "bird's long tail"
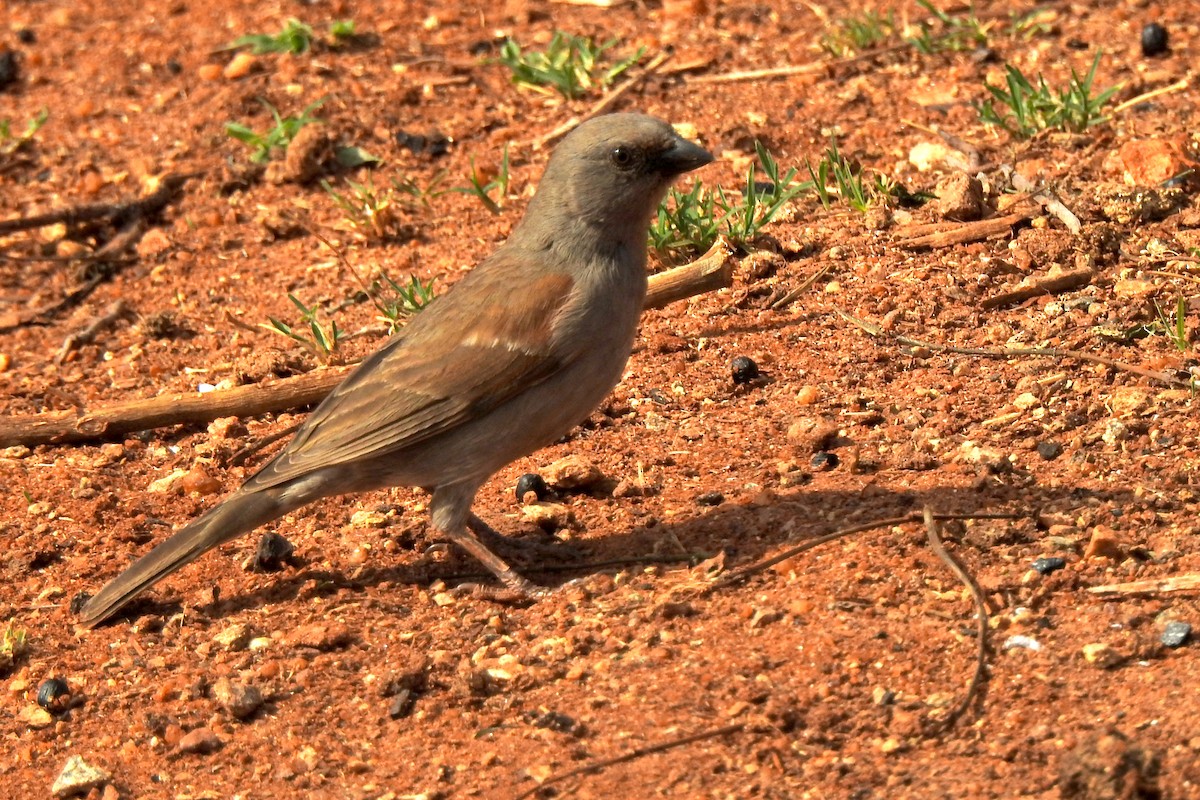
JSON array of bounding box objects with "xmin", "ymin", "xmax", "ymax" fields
[{"xmin": 79, "ymin": 489, "xmax": 289, "ymax": 628}]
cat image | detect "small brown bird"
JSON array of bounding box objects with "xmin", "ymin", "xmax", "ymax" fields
[{"xmin": 80, "ymin": 113, "xmax": 712, "ymax": 627}]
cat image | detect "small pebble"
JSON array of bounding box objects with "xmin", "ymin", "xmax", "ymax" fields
[
  {"xmin": 1031, "ymin": 556, "xmax": 1067, "ymax": 575},
  {"xmin": 1141, "ymin": 22, "xmax": 1168, "ymax": 57},
  {"xmin": 197, "ymin": 63, "xmax": 222, "ymax": 81},
  {"xmin": 1161, "ymin": 621, "xmax": 1191, "ymax": 649},
  {"xmin": 1036, "ymin": 441, "xmax": 1063, "ymax": 461},
  {"xmin": 177, "ymin": 726, "xmax": 222, "ymax": 754},
  {"xmin": 1002, "ymin": 635, "xmax": 1042, "ymax": 652},
  {"xmin": 730, "ymin": 356, "xmax": 759, "ymax": 385},
  {"xmin": 810, "ymin": 451, "xmax": 839, "ymax": 471},
  {"xmin": 51, "ymin": 755, "xmax": 110, "ymax": 798},
  {"xmin": 515, "ymin": 473, "xmax": 549, "ymax": 504},
  {"xmin": 36, "ymin": 677, "xmax": 71, "ymax": 713},
  {"xmin": 223, "ymin": 51, "xmax": 257, "ymax": 80},
  {"xmin": 543, "ymin": 454, "xmax": 604, "ymax": 490},
  {"xmin": 17, "ymin": 29, "xmax": 36, "ymax": 45},
  {"xmin": 1081, "ymin": 642, "xmax": 1123, "ymax": 668},
  {"xmin": 211, "ymin": 677, "xmax": 264, "ymax": 720},
  {"xmin": 695, "ymin": 491, "xmax": 724, "ymax": 507}
]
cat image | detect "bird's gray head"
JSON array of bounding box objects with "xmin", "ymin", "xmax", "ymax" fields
[{"xmin": 518, "ymin": 113, "xmax": 713, "ymax": 238}]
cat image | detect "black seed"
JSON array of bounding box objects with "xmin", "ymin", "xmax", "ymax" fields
[
  {"xmin": 395, "ymin": 130, "xmax": 451, "ymax": 158},
  {"xmin": 810, "ymin": 451, "xmax": 839, "ymax": 471},
  {"xmin": 1161, "ymin": 621, "xmax": 1191, "ymax": 648},
  {"xmin": 0, "ymin": 50, "xmax": 19, "ymax": 91},
  {"xmin": 37, "ymin": 678, "xmax": 71, "ymax": 713},
  {"xmin": 16, "ymin": 29, "xmax": 36, "ymax": 45},
  {"xmin": 166, "ymin": 59, "xmax": 183, "ymax": 75},
  {"xmin": 515, "ymin": 473, "xmax": 549, "ymax": 504},
  {"xmin": 1032, "ymin": 556, "xmax": 1067, "ymax": 575},
  {"xmin": 1141, "ymin": 22, "xmax": 1169, "ymax": 57},
  {"xmin": 731, "ymin": 356, "xmax": 759, "ymax": 384},
  {"xmin": 254, "ymin": 531, "xmax": 295, "ymax": 571},
  {"xmin": 1036, "ymin": 441, "xmax": 1063, "ymax": 461},
  {"xmin": 696, "ymin": 491, "xmax": 725, "ymax": 506}
]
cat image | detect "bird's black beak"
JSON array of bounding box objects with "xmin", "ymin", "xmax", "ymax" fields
[{"xmin": 659, "ymin": 136, "xmax": 714, "ymax": 176}]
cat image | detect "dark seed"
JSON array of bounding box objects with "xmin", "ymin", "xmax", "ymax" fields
[
  {"xmin": 254, "ymin": 532, "xmax": 295, "ymax": 572},
  {"xmin": 166, "ymin": 59, "xmax": 183, "ymax": 75},
  {"xmin": 1032, "ymin": 556, "xmax": 1067, "ymax": 575},
  {"xmin": 731, "ymin": 356, "xmax": 759, "ymax": 384},
  {"xmin": 1161, "ymin": 621, "xmax": 1191, "ymax": 648},
  {"xmin": 37, "ymin": 678, "xmax": 71, "ymax": 713},
  {"xmin": 0, "ymin": 50, "xmax": 19, "ymax": 91},
  {"xmin": 16, "ymin": 29, "xmax": 36, "ymax": 45},
  {"xmin": 395, "ymin": 130, "xmax": 451, "ymax": 158},
  {"xmin": 515, "ymin": 473, "xmax": 549, "ymax": 504},
  {"xmin": 696, "ymin": 491, "xmax": 725, "ymax": 506},
  {"xmin": 1036, "ymin": 441, "xmax": 1063, "ymax": 461},
  {"xmin": 1141, "ymin": 22, "xmax": 1168, "ymax": 57},
  {"xmin": 810, "ymin": 451, "xmax": 839, "ymax": 471}
]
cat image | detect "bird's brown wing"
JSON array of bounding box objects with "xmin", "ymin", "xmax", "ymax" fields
[{"xmin": 244, "ymin": 268, "xmax": 576, "ymax": 491}]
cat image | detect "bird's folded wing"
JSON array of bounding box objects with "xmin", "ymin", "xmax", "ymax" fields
[{"xmin": 244, "ymin": 269, "xmax": 576, "ymax": 490}]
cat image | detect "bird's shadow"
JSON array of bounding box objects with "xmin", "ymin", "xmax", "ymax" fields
[{"xmin": 99, "ymin": 477, "xmax": 1133, "ymax": 626}]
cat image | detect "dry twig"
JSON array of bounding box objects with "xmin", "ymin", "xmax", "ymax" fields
[
  {"xmin": 895, "ymin": 213, "xmax": 1029, "ymax": 249},
  {"xmin": 514, "ymin": 723, "xmax": 746, "ymax": 799},
  {"xmin": 921, "ymin": 507, "xmax": 989, "ymax": 731},
  {"xmin": 1087, "ymin": 574, "xmax": 1200, "ymax": 596},
  {"xmin": 55, "ymin": 299, "xmax": 131, "ymax": 364}
]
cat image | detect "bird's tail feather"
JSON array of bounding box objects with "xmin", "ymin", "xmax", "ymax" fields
[{"xmin": 79, "ymin": 490, "xmax": 286, "ymax": 627}]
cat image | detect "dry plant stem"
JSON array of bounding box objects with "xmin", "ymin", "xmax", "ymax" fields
[
  {"xmin": 896, "ymin": 213, "xmax": 1029, "ymax": 249},
  {"xmin": 0, "ymin": 173, "xmax": 195, "ymax": 236},
  {"xmin": 0, "ymin": 250, "xmax": 734, "ymax": 448},
  {"xmin": 921, "ymin": 507, "xmax": 989, "ymax": 731},
  {"xmin": 644, "ymin": 235, "xmax": 734, "ymax": 309},
  {"xmin": 706, "ymin": 511, "xmax": 1019, "ymax": 591},
  {"xmin": 689, "ymin": 44, "xmax": 907, "ymax": 84},
  {"xmin": 55, "ymin": 299, "xmax": 130, "ymax": 364},
  {"xmin": 836, "ymin": 308, "xmax": 1191, "ymax": 388},
  {"xmin": 0, "ymin": 364, "xmax": 356, "ymax": 449},
  {"xmin": 769, "ymin": 261, "xmax": 833, "ymax": 310},
  {"xmin": 514, "ymin": 723, "xmax": 747, "ymax": 800},
  {"xmin": 1112, "ymin": 78, "xmax": 1190, "ymax": 115},
  {"xmin": 1002, "ymin": 166, "xmax": 1081, "ymax": 234},
  {"xmin": 533, "ymin": 51, "xmax": 671, "ymax": 149},
  {"xmin": 1087, "ymin": 574, "xmax": 1200, "ymax": 596},
  {"xmin": 980, "ymin": 266, "xmax": 1093, "ymax": 309}
]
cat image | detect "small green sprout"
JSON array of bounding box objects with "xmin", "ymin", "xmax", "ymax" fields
[
  {"xmin": 225, "ymin": 99, "xmax": 324, "ymax": 163},
  {"xmin": 498, "ymin": 33, "xmax": 645, "ymax": 99}
]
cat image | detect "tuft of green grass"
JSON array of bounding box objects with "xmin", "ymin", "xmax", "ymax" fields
[
  {"xmin": 456, "ymin": 145, "xmax": 511, "ymax": 214},
  {"xmin": 805, "ymin": 139, "xmax": 928, "ymax": 213},
  {"xmin": 975, "ymin": 52, "xmax": 1119, "ymax": 138},
  {"xmin": 498, "ymin": 33, "xmax": 645, "ymax": 99},
  {"xmin": 820, "ymin": 10, "xmax": 895, "ymax": 57},
  {"xmin": 1154, "ymin": 297, "xmax": 1193, "ymax": 353},
  {"xmin": 0, "ymin": 621, "xmax": 29, "ymax": 673},
  {"xmin": 323, "ymin": 173, "xmax": 451, "ymax": 241},
  {"xmin": 905, "ymin": 0, "xmax": 990, "ymax": 53},
  {"xmin": 228, "ymin": 18, "xmax": 315, "ymax": 54},
  {"xmin": 650, "ymin": 142, "xmax": 806, "ymax": 260},
  {"xmin": 225, "ymin": 99, "xmax": 324, "ymax": 163},
  {"xmin": 262, "ymin": 293, "xmax": 343, "ymax": 363},
  {"xmin": 371, "ymin": 271, "xmax": 437, "ymax": 334},
  {"xmin": 0, "ymin": 108, "xmax": 48, "ymax": 157}
]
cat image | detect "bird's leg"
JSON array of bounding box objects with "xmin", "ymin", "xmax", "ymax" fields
[
  {"xmin": 467, "ymin": 513, "xmax": 583, "ymax": 562},
  {"xmin": 440, "ymin": 524, "xmax": 546, "ymax": 599}
]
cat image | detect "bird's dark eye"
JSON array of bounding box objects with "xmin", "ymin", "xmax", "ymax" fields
[{"xmin": 610, "ymin": 146, "xmax": 636, "ymax": 169}]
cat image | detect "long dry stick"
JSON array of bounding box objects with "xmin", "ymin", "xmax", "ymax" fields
[
  {"xmin": 0, "ymin": 242, "xmax": 735, "ymax": 448},
  {"xmin": 0, "ymin": 173, "xmax": 196, "ymax": 236},
  {"xmin": 921, "ymin": 507, "xmax": 989, "ymax": 732},
  {"xmin": 836, "ymin": 309, "xmax": 1192, "ymax": 388},
  {"xmin": 513, "ymin": 723, "xmax": 747, "ymax": 800}
]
